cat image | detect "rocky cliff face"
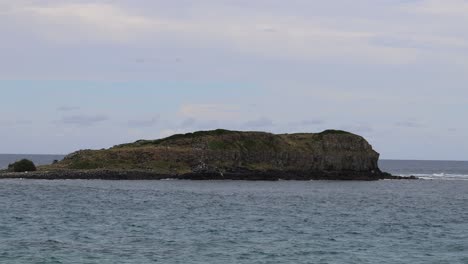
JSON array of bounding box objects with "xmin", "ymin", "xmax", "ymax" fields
[{"xmin": 53, "ymin": 129, "xmax": 385, "ymax": 180}]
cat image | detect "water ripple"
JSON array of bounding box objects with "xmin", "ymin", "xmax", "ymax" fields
[{"xmin": 0, "ymin": 179, "xmax": 467, "ymax": 263}]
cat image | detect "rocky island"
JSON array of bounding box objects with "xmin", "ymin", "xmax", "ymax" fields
[{"xmin": 0, "ymin": 129, "xmax": 416, "ymax": 180}]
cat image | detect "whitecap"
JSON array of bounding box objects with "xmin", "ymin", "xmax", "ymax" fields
[{"xmin": 399, "ymin": 173, "xmax": 468, "ymax": 180}]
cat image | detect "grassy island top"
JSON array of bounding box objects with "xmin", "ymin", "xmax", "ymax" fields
[
  {"xmin": 113, "ymin": 129, "xmax": 356, "ymax": 149},
  {"xmin": 46, "ymin": 128, "xmax": 374, "ymax": 173}
]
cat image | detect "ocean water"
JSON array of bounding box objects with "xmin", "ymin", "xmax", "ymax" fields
[
  {"xmin": 1, "ymin": 155, "xmax": 468, "ymax": 263},
  {"xmin": 0, "ymin": 179, "xmax": 467, "ymax": 263},
  {"xmin": 379, "ymin": 160, "xmax": 468, "ymax": 180}
]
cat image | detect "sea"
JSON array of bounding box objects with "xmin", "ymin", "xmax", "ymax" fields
[{"xmin": 0, "ymin": 154, "xmax": 467, "ymax": 263}]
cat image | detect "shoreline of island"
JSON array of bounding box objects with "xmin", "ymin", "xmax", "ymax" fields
[{"xmin": 0, "ymin": 169, "xmax": 418, "ymax": 181}]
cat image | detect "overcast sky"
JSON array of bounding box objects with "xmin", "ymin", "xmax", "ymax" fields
[{"xmin": 1, "ymin": 0, "xmax": 468, "ymax": 160}]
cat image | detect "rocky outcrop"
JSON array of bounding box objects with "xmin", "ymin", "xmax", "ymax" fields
[
  {"xmin": 14, "ymin": 129, "xmax": 408, "ymax": 181},
  {"xmin": 0, "ymin": 169, "xmax": 417, "ymax": 181}
]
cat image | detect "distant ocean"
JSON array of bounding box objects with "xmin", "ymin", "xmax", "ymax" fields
[
  {"xmin": 379, "ymin": 159, "xmax": 468, "ymax": 180},
  {"xmin": 1, "ymin": 155, "xmax": 467, "ymax": 263}
]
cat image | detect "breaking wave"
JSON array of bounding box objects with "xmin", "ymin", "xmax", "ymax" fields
[{"xmin": 398, "ymin": 173, "xmax": 468, "ymax": 180}]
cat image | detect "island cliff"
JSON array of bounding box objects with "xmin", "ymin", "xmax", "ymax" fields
[{"xmin": 0, "ymin": 129, "xmax": 414, "ymax": 180}]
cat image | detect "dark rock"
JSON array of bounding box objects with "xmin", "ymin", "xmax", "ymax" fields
[{"xmin": 0, "ymin": 169, "xmax": 418, "ymax": 181}]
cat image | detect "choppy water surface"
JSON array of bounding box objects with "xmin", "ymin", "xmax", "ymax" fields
[{"xmin": 0, "ymin": 179, "xmax": 467, "ymax": 263}]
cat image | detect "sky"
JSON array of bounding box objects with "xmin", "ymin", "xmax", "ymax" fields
[{"xmin": 1, "ymin": 0, "xmax": 468, "ymax": 160}]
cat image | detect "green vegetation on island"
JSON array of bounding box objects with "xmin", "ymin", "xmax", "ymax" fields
[
  {"xmin": 8, "ymin": 159, "xmax": 37, "ymax": 172},
  {"xmin": 47, "ymin": 129, "xmax": 379, "ymax": 175}
]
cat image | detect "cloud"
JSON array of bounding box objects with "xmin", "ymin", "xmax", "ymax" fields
[
  {"xmin": 243, "ymin": 117, "xmax": 274, "ymax": 128},
  {"xmin": 285, "ymin": 119, "xmax": 325, "ymax": 130},
  {"xmin": 179, "ymin": 104, "xmax": 240, "ymax": 120},
  {"xmin": 404, "ymin": 0, "xmax": 468, "ymax": 16},
  {"xmin": 180, "ymin": 118, "xmax": 196, "ymax": 128},
  {"xmin": 2, "ymin": 1, "xmax": 427, "ymax": 64},
  {"xmin": 57, "ymin": 115, "xmax": 109, "ymax": 126},
  {"xmin": 298, "ymin": 119, "xmax": 325, "ymax": 126},
  {"xmin": 176, "ymin": 118, "xmax": 221, "ymax": 131},
  {"xmin": 127, "ymin": 116, "xmax": 160, "ymax": 127},
  {"xmin": 370, "ymin": 35, "xmax": 468, "ymax": 52},
  {"xmin": 159, "ymin": 129, "xmax": 186, "ymax": 139},
  {"xmin": 57, "ymin": 106, "xmax": 80, "ymax": 112},
  {"xmin": 0, "ymin": 119, "xmax": 32, "ymax": 126},
  {"xmin": 339, "ymin": 124, "xmax": 374, "ymax": 134},
  {"xmin": 395, "ymin": 121, "xmax": 424, "ymax": 128},
  {"xmin": 18, "ymin": 2, "xmax": 156, "ymax": 43},
  {"xmin": 1, "ymin": 0, "xmax": 467, "ymax": 71}
]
